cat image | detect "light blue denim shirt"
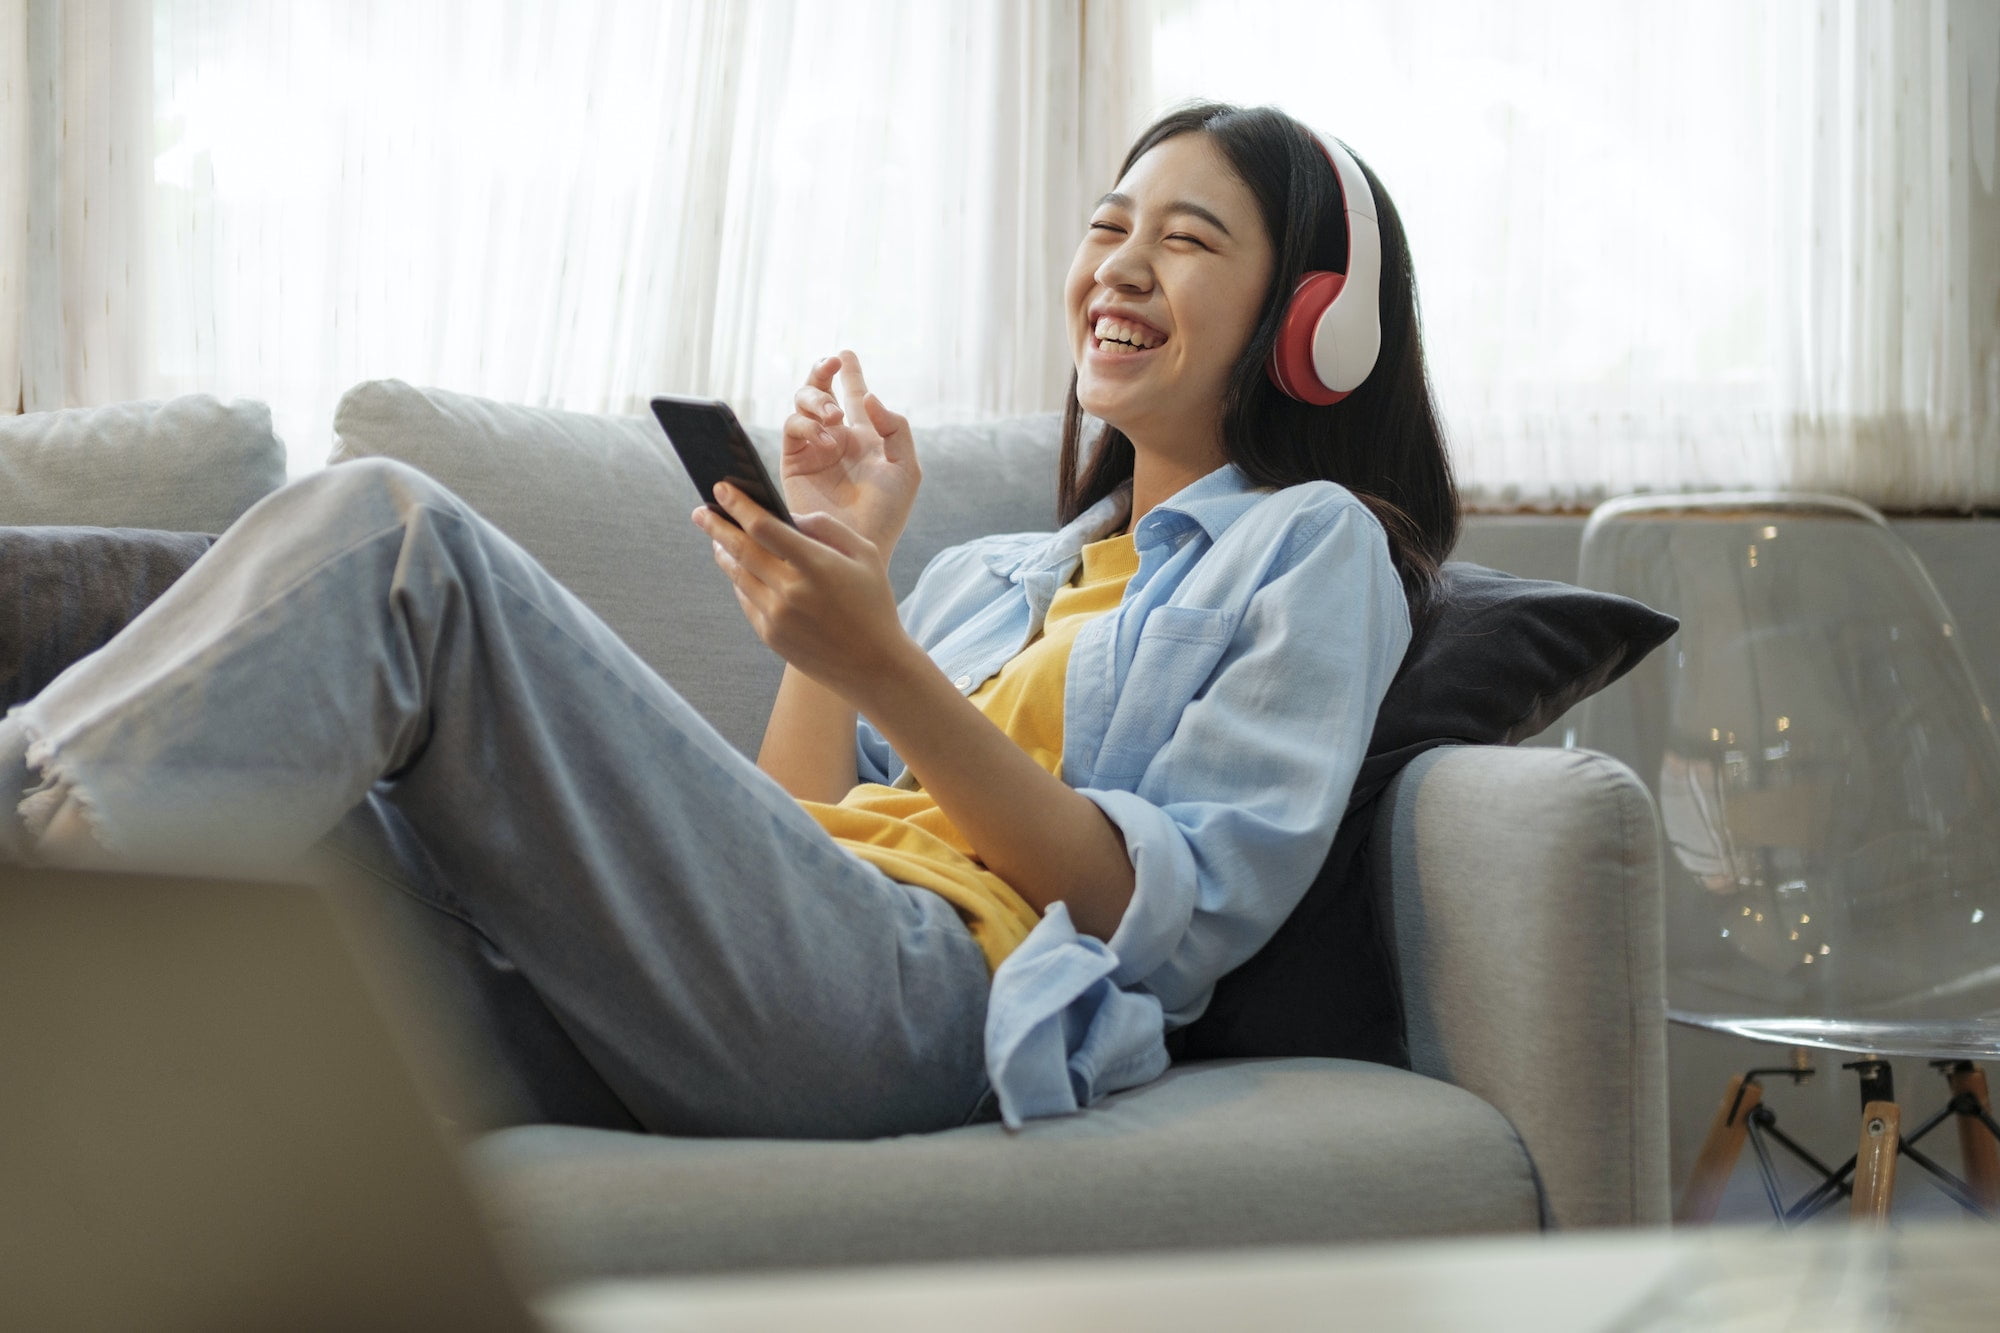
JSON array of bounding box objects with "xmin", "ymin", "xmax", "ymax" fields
[{"xmin": 855, "ymin": 461, "xmax": 1413, "ymax": 1128}]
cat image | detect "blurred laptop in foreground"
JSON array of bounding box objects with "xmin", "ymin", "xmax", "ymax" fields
[{"xmin": 0, "ymin": 866, "xmax": 544, "ymax": 1332}]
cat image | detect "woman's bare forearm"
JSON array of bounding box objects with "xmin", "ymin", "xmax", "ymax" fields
[
  {"xmin": 706, "ymin": 476, "xmax": 1131, "ymax": 935},
  {"xmin": 850, "ymin": 641, "xmax": 1137, "ymax": 942},
  {"xmin": 756, "ymin": 664, "xmax": 859, "ymax": 805}
]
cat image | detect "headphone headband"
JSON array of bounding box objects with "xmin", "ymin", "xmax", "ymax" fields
[{"xmin": 1265, "ymin": 129, "xmax": 1384, "ymax": 405}]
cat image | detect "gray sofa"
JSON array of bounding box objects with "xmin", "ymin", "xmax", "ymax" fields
[{"xmin": 1, "ymin": 384, "xmax": 1670, "ymax": 1285}]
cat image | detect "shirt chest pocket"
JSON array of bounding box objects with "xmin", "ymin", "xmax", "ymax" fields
[{"xmin": 1093, "ymin": 605, "xmax": 1234, "ymax": 780}]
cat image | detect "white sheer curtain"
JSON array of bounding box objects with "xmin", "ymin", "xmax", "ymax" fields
[
  {"xmin": 1772, "ymin": 0, "xmax": 2000, "ymax": 507},
  {"xmin": 7, "ymin": 0, "xmax": 1135, "ymax": 475},
  {"xmin": 4, "ymin": 0, "xmax": 154, "ymax": 417},
  {"xmin": 1145, "ymin": 0, "xmax": 2000, "ymax": 510},
  {"xmin": 0, "ymin": 1, "xmax": 16, "ymax": 415},
  {"xmin": 8, "ymin": 0, "xmax": 1995, "ymax": 506}
]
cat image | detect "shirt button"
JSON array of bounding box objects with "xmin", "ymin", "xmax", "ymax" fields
[{"xmin": 954, "ymin": 675, "xmax": 972, "ymax": 689}]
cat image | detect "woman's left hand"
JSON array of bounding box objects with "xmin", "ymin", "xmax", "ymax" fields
[{"xmin": 694, "ymin": 481, "xmax": 913, "ymax": 706}]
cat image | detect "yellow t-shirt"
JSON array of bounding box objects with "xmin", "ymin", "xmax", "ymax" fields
[{"xmin": 797, "ymin": 531, "xmax": 1140, "ymax": 972}]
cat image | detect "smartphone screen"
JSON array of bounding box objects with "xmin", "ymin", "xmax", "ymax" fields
[{"xmin": 649, "ymin": 395, "xmax": 796, "ymax": 528}]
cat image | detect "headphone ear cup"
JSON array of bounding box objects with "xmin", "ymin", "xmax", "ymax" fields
[{"xmin": 1265, "ymin": 269, "xmax": 1351, "ymax": 406}]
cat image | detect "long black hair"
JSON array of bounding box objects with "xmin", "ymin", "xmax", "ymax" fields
[{"xmin": 1059, "ymin": 101, "xmax": 1459, "ymax": 615}]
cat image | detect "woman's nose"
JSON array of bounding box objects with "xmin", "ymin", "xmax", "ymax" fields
[{"xmin": 1095, "ymin": 240, "xmax": 1152, "ymax": 293}]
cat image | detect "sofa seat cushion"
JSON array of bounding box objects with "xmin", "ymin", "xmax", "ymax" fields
[{"xmin": 467, "ymin": 1057, "xmax": 1541, "ymax": 1284}]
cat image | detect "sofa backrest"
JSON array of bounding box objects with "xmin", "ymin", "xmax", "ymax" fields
[
  {"xmin": 0, "ymin": 397, "xmax": 286, "ymax": 532},
  {"xmin": 332, "ymin": 380, "xmax": 1062, "ymax": 756}
]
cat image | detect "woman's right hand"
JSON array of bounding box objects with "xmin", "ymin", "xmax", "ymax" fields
[{"xmin": 781, "ymin": 350, "xmax": 920, "ymax": 554}]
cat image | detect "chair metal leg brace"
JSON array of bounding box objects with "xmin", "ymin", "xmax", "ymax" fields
[
  {"xmin": 1744, "ymin": 1111, "xmax": 1789, "ymax": 1222},
  {"xmin": 1686, "ymin": 1060, "xmax": 2000, "ymax": 1226}
]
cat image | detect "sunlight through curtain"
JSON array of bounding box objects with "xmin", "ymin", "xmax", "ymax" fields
[
  {"xmin": 1147, "ymin": 0, "xmax": 2000, "ymax": 509},
  {"xmin": 9, "ymin": 0, "xmax": 1130, "ymax": 474},
  {"xmin": 5, "ymin": 0, "xmax": 1995, "ymax": 506}
]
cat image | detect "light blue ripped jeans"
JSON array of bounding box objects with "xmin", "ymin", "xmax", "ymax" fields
[{"xmin": 0, "ymin": 458, "xmax": 998, "ymax": 1139}]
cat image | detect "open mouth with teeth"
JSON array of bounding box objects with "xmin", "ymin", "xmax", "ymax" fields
[{"xmin": 1091, "ymin": 315, "xmax": 1169, "ymax": 357}]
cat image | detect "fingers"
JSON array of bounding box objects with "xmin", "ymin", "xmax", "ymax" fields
[
  {"xmin": 861, "ymin": 390, "xmax": 913, "ymax": 464},
  {"xmin": 800, "ymin": 354, "xmax": 844, "ymax": 427},
  {"xmin": 695, "ymin": 502, "xmax": 788, "ymax": 594},
  {"xmin": 782, "ymin": 408, "xmax": 839, "ymax": 454},
  {"xmin": 702, "ymin": 518, "xmax": 778, "ymax": 624},
  {"xmin": 805, "ymin": 353, "xmax": 840, "ymax": 394},
  {"xmin": 700, "ymin": 484, "xmax": 874, "ymax": 581},
  {"xmin": 793, "ymin": 509, "xmax": 874, "ymax": 560},
  {"xmin": 707, "ymin": 481, "xmax": 822, "ymax": 565},
  {"xmin": 717, "ymin": 545, "xmax": 775, "ymax": 618},
  {"xmin": 793, "ymin": 382, "xmax": 841, "ymax": 426},
  {"xmin": 783, "ymin": 356, "xmax": 845, "ymax": 454},
  {"xmin": 696, "ymin": 489, "xmax": 879, "ymax": 646},
  {"xmin": 835, "ymin": 349, "xmax": 870, "ymax": 419},
  {"xmin": 797, "ymin": 351, "xmax": 891, "ymax": 440}
]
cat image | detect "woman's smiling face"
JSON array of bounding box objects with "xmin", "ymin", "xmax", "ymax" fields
[{"xmin": 1066, "ymin": 132, "xmax": 1275, "ymax": 459}]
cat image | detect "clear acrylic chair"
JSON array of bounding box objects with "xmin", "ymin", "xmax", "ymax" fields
[{"xmin": 1569, "ymin": 492, "xmax": 2000, "ymax": 1224}]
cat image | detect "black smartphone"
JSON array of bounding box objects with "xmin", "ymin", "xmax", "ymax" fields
[{"xmin": 649, "ymin": 394, "xmax": 795, "ymax": 529}]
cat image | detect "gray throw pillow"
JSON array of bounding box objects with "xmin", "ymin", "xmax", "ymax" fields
[{"xmin": 0, "ymin": 397, "xmax": 286, "ymax": 532}]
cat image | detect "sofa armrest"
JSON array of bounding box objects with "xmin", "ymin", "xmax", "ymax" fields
[{"xmin": 1371, "ymin": 744, "xmax": 1669, "ymax": 1229}]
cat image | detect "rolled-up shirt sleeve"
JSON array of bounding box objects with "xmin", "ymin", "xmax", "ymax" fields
[{"xmin": 1083, "ymin": 498, "xmax": 1413, "ymax": 1021}]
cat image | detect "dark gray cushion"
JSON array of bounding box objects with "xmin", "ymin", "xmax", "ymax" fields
[
  {"xmin": 0, "ymin": 527, "xmax": 218, "ymax": 707},
  {"xmin": 1173, "ymin": 565, "xmax": 1678, "ymax": 1067},
  {"xmin": 1376, "ymin": 563, "xmax": 1682, "ymax": 751},
  {"xmin": 468, "ymin": 1058, "xmax": 1541, "ymax": 1284}
]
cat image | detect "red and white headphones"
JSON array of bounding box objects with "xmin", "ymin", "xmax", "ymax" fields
[{"xmin": 1264, "ymin": 130, "xmax": 1383, "ymax": 406}]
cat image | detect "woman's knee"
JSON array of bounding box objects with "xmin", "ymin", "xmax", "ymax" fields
[
  {"xmin": 269, "ymin": 458, "xmax": 491, "ymax": 563},
  {"xmin": 305, "ymin": 456, "xmax": 460, "ymax": 520},
  {"xmin": 210, "ymin": 458, "xmax": 499, "ymax": 606}
]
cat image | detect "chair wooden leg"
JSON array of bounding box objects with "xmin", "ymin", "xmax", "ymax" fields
[
  {"xmin": 1850, "ymin": 1101, "xmax": 1900, "ymax": 1222},
  {"xmin": 1947, "ymin": 1064, "xmax": 2000, "ymax": 1212},
  {"xmin": 1678, "ymin": 1074, "xmax": 1763, "ymax": 1224}
]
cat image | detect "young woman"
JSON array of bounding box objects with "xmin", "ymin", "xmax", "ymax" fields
[{"xmin": 0, "ymin": 101, "xmax": 1457, "ymax": 1136}]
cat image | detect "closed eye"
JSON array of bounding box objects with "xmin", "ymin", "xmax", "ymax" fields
[{"xmin": 1089, "ymin": 222, "xmax": 1209, "ymax": 249}]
